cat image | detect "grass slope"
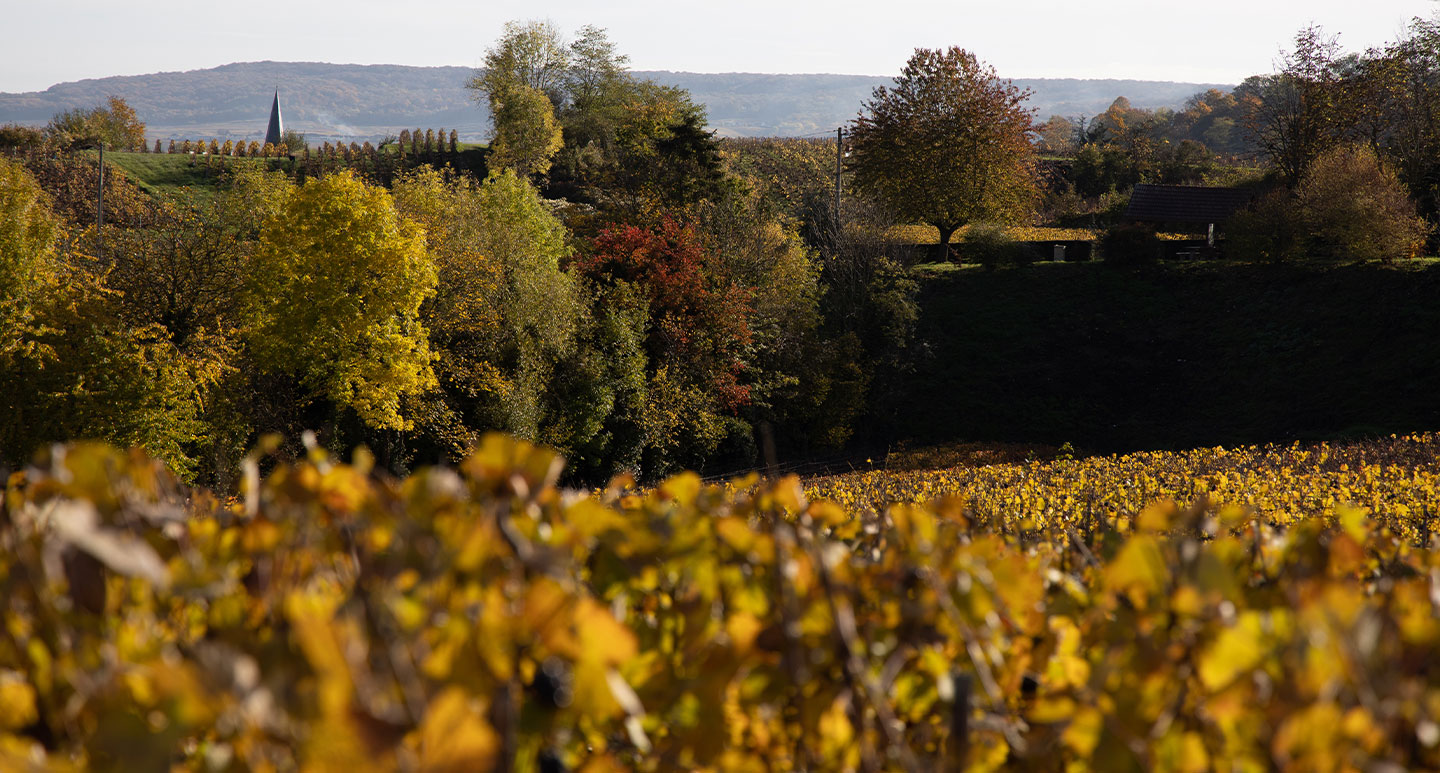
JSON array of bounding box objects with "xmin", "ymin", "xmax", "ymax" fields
[
  {"xmin": 880, "ymin": 260, "xmax": 1440, "ymax": 454},
  {"xmin": 99, "ymin": 151, "xmax": 236, "ymax": 201}
]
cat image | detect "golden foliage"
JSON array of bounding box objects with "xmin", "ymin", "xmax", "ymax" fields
[{"xmin": 4, "ymin": 433, "xmax": 1440, "ymax": 770}]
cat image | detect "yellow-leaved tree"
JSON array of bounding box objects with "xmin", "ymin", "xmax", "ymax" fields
[
  {"xmin": 487, "ymin": 82, "xmax": 565, "ymax": 178},
  {"xmin": 245, "ymin": 171, "xmax": 437, "ymax": 431},
  {"xmin": 0, "ymin": 158, "xmax": 57, "ymax": 356},
  {"xmin": 391, "ymin": 168, "xmax": 580, "ymax": 446}
]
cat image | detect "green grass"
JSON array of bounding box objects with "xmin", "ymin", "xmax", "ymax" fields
[
  {"xmin": 99, "ymin": 146, "xmax": 491, "ymax": 203},
  {"xmin": 872, "ymin": 259, "xmax": 1440, "ymax": 455},
  {"xmin": 96, "ymin": 151, "xmax": 249, "ymax": 203}
]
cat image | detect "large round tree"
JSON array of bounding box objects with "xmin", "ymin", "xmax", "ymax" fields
[{"xmin": 848, "ymin": 47, "xmax": 1037, "ymax": 256}]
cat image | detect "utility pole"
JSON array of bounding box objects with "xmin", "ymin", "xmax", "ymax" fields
[
  {"xmin": 833, "ymin": 126, "xmax": 843, "ymax": 229},
  {"xmin": 96, "ymin": 143, "xmax": 104, "ymax": 259}
]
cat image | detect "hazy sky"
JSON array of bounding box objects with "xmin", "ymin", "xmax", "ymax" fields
[{"xmin": 4, "ymin": 0, "xmax": 1435, "ymax": 93}]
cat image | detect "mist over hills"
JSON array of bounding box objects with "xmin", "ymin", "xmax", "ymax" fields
[{"xmin": 0, "ymin": 61, "xmax": 1230, "ymax": 142}]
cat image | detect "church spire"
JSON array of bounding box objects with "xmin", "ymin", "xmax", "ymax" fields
[{"xmin": 264, "ymin": 89, "xmax": 283, "ymax": 146}]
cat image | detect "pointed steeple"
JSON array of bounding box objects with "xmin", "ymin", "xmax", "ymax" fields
[{"xmin": 264, "ymin": 89, "xmax": 283, "ymax": 146}]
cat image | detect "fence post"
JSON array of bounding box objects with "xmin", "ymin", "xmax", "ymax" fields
[{"xmin": 949, "ymin": 671, "xmax": 972, "ymax": 769}]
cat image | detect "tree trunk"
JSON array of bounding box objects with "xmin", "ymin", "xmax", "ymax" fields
[{"xmin": 935, "ymin": 223, "xmax": 959, "ymax": 262}]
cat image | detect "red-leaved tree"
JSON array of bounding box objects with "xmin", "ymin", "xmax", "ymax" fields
[{"xmin": 580, "ymin": 217, "xmax": 754, "ymax": 411}]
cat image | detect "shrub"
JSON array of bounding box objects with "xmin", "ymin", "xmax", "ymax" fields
[
  {"xmin": 0, "ymin": 124, "xmax": 46, "ymax": 150},
  {"xmin": 962, "ymin": 223, "xmax": 1029, "ymax": 270},
  {"xmin": 1228, "ymin": 188, "xmax": 1305, "ymax": 262},
  {"xmin": 1296, "ymin": 144, "xmax": 1430, "ymax": 262},
  {"xmin": 1100, "ymin": 222, "xmax": 1161, "ymax": 266}
]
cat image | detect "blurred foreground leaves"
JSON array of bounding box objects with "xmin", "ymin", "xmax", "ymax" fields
[{"xmin": 3, "ymin": 434, "xmax": 1440, "ymax": 771}]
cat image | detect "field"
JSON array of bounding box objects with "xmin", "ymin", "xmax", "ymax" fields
[
  {"xmin": 97, "ymin": 145, "xmax": 488, "ymax": 202},
  {"xmin": 98, "ymin": 150, "xmax": 281, "ymax": 202},
  {"xmin": 5, "ymin": 433, "xmax": 1440, "ymax": 770},
  {"xmin": 808, "ymin": 434, "xmax": 1440, "ymax": 540}
]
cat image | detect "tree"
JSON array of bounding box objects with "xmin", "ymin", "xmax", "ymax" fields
[
  {"xmin": 0, "ymin": 274, "xmax": 214, "ymax": 479},
  {"xmin": 486, "ymin": 82, "xmax": 565, "ymax": 178},
  {"xmin": 1296, "ymin": 143, "xmax": 1429, "ymax": 261},
  {"xmin": 245, "ymin": 172, "xmax": 437, "ymax": 431},
  {"xmin": 1035, "ymin": 115, "xmax": 1078, "ymax": 156},
  {"xmin": 391, "ymin": 168, "xmax": 579, "ymax": 444},
  {"xmin": 579, "ymin": 217, "xmax": 754, "ymax": 472},
  {"xmin": 470, "ymin": 22, "xmax": 571, "ymax": 179},
  {"xmin": 0, "ymin": 162, "xmax": 218, "ymax": 476},
  {"xmin": 100, "ymin": 168, "xmax": 287, "ymax": 349},
  {"xmin": 45, "ymin": 96, "xmax": 146, "ymax": 150},
  {"xmin": 0, "ymin": 158, "xmax": 58, "ymax": 356},
  {"xmin": 565, "ymin": 25, "xmax": 629, "ymax": 113},
  {"xmin": 1350, "ymin": 17, "xmax": 1440, "ymax": 222},
  {"xmin": 469, "ymin": 20, "xmax": 571, "ymax": 107},
  {"xmin": 280, "ymin": 128, "xmax": 307, "ymax": 152},
  {"xmin": 0, "ymin": 124, "xmax": 46, "ymax": 150},
  {"xmin": 17, "ymin": 151, "xmax": 159, "ymax": 229},
  {"xmin": 1241, "ymin": 26, "xmax": 1343, "ymax": 184},
  {"xmin": 847, "ymin": 47, "xmax": 1037, "ymax": 254},
  {"xmin": 596, "ymin": 81, "xmax": 727, "ymax": 210}
]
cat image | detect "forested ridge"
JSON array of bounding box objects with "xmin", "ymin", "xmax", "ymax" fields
[{"xmin": 0, "ymin": 60, "xmax": 1227, "ymax": 141}]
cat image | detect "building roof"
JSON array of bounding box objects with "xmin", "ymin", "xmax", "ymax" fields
[
  {"xmin": 264, "ymin": 90, "xmax": 283, "ymax": 147},
  {"xmin": 1124, "ymin": 184, "xmax": 1256, "ymax": 225}
]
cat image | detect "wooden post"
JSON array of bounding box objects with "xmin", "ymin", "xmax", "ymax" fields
[
  {"xmin": 95, "ymin": 143, "xmax": 104, "ymax": 259},
  {"xmin": 949, "ymin": 671, "xmax": 972, "ymax": 769},
  {"xmin": 834, "ymin": 126, "xmax": 843, "ymax": 229}
]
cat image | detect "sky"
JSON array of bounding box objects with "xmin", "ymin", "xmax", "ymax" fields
[{"xmin": 3, "ymin": 0, "xmax": 1436, "ymax": 93}]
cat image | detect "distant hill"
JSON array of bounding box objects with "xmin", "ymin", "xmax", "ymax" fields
[{"xmin": 0, "ymin": 61, "xmax": 1231, "ymax": 142}]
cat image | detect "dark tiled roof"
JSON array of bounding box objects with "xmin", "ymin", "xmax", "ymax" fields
[
  {"xmin": 265, "ymin": 91, "xmax": 283, "ymax": 147},
  {"xmin": 1124, "ymin": 184, "xmax": 1256, "ymax": 224}
]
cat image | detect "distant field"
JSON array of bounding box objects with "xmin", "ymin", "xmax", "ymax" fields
[
  {"xmin": 98, "ymin": 146, "xmax": 487, "ymax": 201},
  {"xmin": 807, "ymin": 432, "xmax": 1440, "ymax": 538},
  {"xmin": 97, "ymin": 151, "xmax": 285, "ymax": 201}
]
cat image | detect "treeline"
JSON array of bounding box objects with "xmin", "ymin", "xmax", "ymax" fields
[
  {"xmin": 0, "ymin": 26, "xmax": 916, "ymax": 489},
  {"xmin": 7, "ymin": 17, "xmax": 1440, "ymax": 485},
  {"xmin": 1034, "ymin": 19, "xmax": 1440, "ymax": 249}
]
